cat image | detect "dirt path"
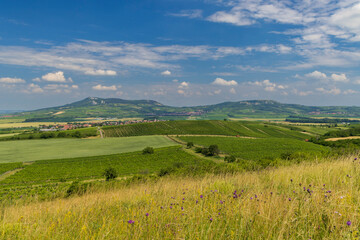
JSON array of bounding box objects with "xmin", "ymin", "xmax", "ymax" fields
[
  {"xmin": 167, "ymin": 134, "xmax": 256, "ymax": 139},
  {"xmin": 98, "ymin": 127, "xmax": 104, "ymax": 138},
  {"xmin": 325, "ymin": 136, "xmax": 360, "ymax": 141}
]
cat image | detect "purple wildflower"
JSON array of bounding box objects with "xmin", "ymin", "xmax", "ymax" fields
[
  {"xmin": 128, "ymin": 220, "xmax": 135, "ymax": 224},
  {"xmin": 145, "ymin": 213, "xmax": 149, "ymax": 217},
  {"xmin": 347, "ymin": 221, "xmax": 352, "ymax": 226},
  {"xmin": 209, "ymin": 218, "xmax": 213, "ymax": 222},
  {"xmin": 200, "ymin": 195, "xmax": 203, "ymax": 199},
  {"xmin": 288, "ymin": 198, "xmax": 291, "ymax": 201}
]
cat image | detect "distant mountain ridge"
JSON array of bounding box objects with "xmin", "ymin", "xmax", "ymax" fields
[{"xmin": 6, "ymin": 97, "xmax": 360, "ymax": 121}]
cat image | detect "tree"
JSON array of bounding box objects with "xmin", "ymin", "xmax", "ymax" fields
[
  {"xmin": 186, "ymin": 142, "xmax": 194, "ymax": 148},
  {"xmin": 142, "ymin": 147, "xmax": 154, "ymax": 154},
  {"xmin": 103, "ymin": 167, "xmax": 118, "ymax": 181},
  {"xmin": 208, "ymin": 145, "xmax": 220, "ymax": 156}
]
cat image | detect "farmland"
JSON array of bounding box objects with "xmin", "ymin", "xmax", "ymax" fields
[
  {"xmin": 0, "ymin": 146, "xmax": 204, "ymax": 185},
  {"xmin": 103, "ymin": 120, "xmax": 309, "ymax": 139},
  {"xmin": 179, "ymin": 136, "xmax": 328, "ymax": 161},
  {"xmin": 0, "ymin": 136, "xmax": 177, "ymax": 163}
]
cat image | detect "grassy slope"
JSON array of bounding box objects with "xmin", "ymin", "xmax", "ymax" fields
[
  {"xmin": 0, "ymin": 147, "xmax": 201, "ymax": 185},
  {"xmin": 103, "ymin": 120, "xmax": 309, "ymax": 139},
  {"xmin": 0, "ymin": 136, "xmax": 177, "ymax": 163},
  {"xmin": 179, "ymin": 136, "xmax": 328, "ymax": 160},
  {"xmin": 1, "ymin": 156, "xmax": 359, "ymax": 239}
]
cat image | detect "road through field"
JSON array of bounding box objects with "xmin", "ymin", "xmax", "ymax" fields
[{"xmin": 0, "ymin": 136, "xmax": 178, "ymax": 163}]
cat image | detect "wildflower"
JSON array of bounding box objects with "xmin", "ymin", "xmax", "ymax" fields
[
  {"xmin": 220, "ymin": 200, "xmax": 224, "ymax": 204},
  {"xmin": 250, "ymin": 197, "xmax": 253, "ymax": 200},
  {"xmin": 181, "ymin": 207, "xmax": 184, "ymax": 211},
  {"xmin": 288, "ymin": 198, "xmax": 291, "ymax": 201},
  {"xmin": 347, "ymin": 221, "xmax": 352, "ymax": 226},
  {"xmin": 210, "ymin": 218, "xmax": 213, "ymax": 222},
  {"xmin": 255, "ymin": 194, "xmax": 258, "ymax": 198},
  {"xmin": 200, "ymin": 195, "xmax": 203, "ymax": 199},
  {"xmin": 128, "ymin": 220, "xmax": 135, "ymax": 224},
  {"xmin": 291, "ymin": 179, "xmax": 293, "ymax": 182},
  {"xmin": 145, "ymin": 213, "xmax": 149, "ymax": 217}
]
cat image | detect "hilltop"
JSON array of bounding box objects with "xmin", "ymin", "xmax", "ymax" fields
[{"xmin": 6, "ymin": 97, "xmax": 360, "ymax": 121}]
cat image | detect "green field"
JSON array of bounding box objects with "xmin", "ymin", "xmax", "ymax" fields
[
  {"xmin": 179, "ymin": 136, "xmax": 328, "ymax": 161},
  {"xmin": 0, "ymin": 147, "xmax": 202, "ymax": 185},
  {"xmin": 0, "ymin": 136, "xmax": 177, "ymax": 163},
  {"xmin": 103, "ymin": 120, "xmax": 309, "ymax": 139}
]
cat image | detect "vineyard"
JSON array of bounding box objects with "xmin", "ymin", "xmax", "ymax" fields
[
  {"xmin": 0, "ymin": 162, "xmax": 23, "ymax": 175},
  {"xmin": 0, "ymin": 146, "xmax": 201, "ymax": 185},
  {"xmin": 178, "ymin": 136, "xmax": 328, "ymax": 161},
  {"xmin": 103, "ymin": 120, "xmax": 309, "ymax": 139}
]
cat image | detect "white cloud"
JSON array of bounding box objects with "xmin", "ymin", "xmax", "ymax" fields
[
  {"xmin": 305, "ymin": 71, "xmax": 327, "ymax": 80},
  {"xmin": 230, "ymin": 88, "xmax": 236, "ymax": 94},
  {"xmin": 316, "ymin": 87, "xmax": 341, "ymax": 95},
  {"xmin": 92, "ymin": 84, "xmax": 118, "ymax": 91},
  {"xmin": 71, "ymin": 85, "xmax": 79, "ymax": 89},
  {"xmin": 32, "ymin": 77, "xmax": 41, "ymax": 82},
  {"xmin": 212, "ymin": 77, "xmax": 238, "ymax": 86},
  {"xmin": 42, "ymin": 71, "xmax": 67, "ymax": 82},
  {"xmin": 207, "ymin": 11, "xmax": 254, "ymax": 26},
  {"xmin": 331, "ymin": 73, "xmax": 348, "ymax": 82},
  {"xmin": 251, "ymin": 79, "xmax": 286, "ymax": 91},
  {"xmin": 28, "ymin": 83, "xmax": 44, "ymax": 93},
  {"xmin": 0, "ymin": 77, "xmax": 25, "ymax": 83},
  {"xmin": 161, "ymin": 70, "xmax": 171, "ymax": 76},
  {"xmin": 84, "ymin": 69, "xmax": 117, "ymax": 76},
  {"xmin": 177, "ymin": 89, "xmax": 185, "ymax": 95},
  {"xmin": 169, "ymin": 9, "xmax": 203, "ymax": 19},
  {"xmin": 178, "ymin": 81, "xmax": 189, "ymax": 89}
]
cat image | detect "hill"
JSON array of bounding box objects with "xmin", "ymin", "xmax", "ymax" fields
[{"xmin": 7, "ymin": 97, "xmax": 360, "ymax": 121}]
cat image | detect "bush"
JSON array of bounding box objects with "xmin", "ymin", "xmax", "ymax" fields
[
  {"xmin": 208, "ymin": 145, "xmax": 220, "ymax": 156},
  {"xmin": 103, "ymin": 167, "xmax": 118, "ymax": 181},
  {"xmin": 186, "ymin": 142, "xmax": 194, "ymax": 148},
  {"xmin": 142, "ymin": 147, "xmax": 154, "ymax": 154},
  {"xmin": 72, "ymin": 131, "xmax": 83, "ymax": 138},
  {"xmin": 195, "ymin": 147, "xmax": 203, "ymax": 153},
  {"xmin": 224, "ymin": 155, "xmax": 236, "ymax": 163}
]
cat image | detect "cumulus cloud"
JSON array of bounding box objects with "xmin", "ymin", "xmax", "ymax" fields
[
  {"xmin": 92, "ymin": 84, "xmax": 118, "ymax": 91},
  {"xmin": 42, "ymin": 71, "xmax": 67, "ymax": 82},
  {"xmin": 331, "ymin": 73, "xmax": 348, "ymax": 82},
  {"xmin": 28, "ymin": 83, "xmax": 44, "ymax": 93},
  {"xmin": 84, "ymin": 69, "xmax": 117, "ymax": 76},
  {"xmin": 0, "ymin": 77, "xmax": 25, "ymax": 83},
  {"xmin": 212, "ymin": 77, "xmax": 238, "ymax": 86},
  {"xmin": 161, "ymin": 70, "xmax": 171, "ymax": 76},
  {"xmin": 316, "ymin": 87, "xmax": 341, "ymax": 95},
  {"xmin": 251, "ymin": 79, "xmax": 286, "ymax": 92},
  {"xmin": 305, "ymin": 71, "xmax": 327, "ymax": 80},
  {"xmin": 178, "ymin": 81, "xmax": 189, "ymax": 89}
]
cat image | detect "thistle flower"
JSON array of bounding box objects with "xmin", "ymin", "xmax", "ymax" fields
[
  {"xmin": 128, "ymin": 220, "xmax": 134, "ymax": 224},
  {"xmin": 347, "ymin": 221, "xmax": 351, "ymax": 226},
  {"xmin": 145, "ymin": 213, "xmax": 149, "ymax": 217}
]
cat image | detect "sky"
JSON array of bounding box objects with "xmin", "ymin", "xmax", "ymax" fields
[{"xmin": 1, "ymin": 0, "xmax": 360, "ymax": 110}]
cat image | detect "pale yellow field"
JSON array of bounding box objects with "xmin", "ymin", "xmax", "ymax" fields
[
  {"xmin": 0, "ymin": 133, "xmax": 20, "ymax": 138},
  {"xmin": 0, "ymin": 122, "xmax": 67, "ymax": 129},
  {"xmin": 1, "ymin": 155, "xmax": 359, "ymax": 239},
  {"xmin": 326, "ymin": 136, "xmax": 360, "ymax": 141}
]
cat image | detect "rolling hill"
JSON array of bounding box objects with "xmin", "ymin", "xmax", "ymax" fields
[{"xmin": 5, "ymin": 97, "xmax": 360, "ymax": 121}]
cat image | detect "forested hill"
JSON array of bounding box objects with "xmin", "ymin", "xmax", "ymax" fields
[{"xmin": 6, "ymin": 97, "xmax": 360, "ymax": 121}]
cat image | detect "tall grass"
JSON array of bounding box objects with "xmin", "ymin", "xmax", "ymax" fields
[{"xmin": 1, "ymin": 155, "xmax": 360, "ymax": 239}]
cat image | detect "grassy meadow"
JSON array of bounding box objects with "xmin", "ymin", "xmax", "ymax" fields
[
  {"xmin": 1, "ymin": 155, "xmax": 359, "ymax": 239},
  {"xmin": 0, "ymin": 136, "xmax": 177, "ymax": 163}
]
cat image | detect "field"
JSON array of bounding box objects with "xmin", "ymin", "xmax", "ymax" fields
[
  {"xmin": 0, "ymin": 146, "xmax": 203, "ymax": 185},
  {"xmin": 0, "ymin": 121, "xmax": 67, "ymax": 129},
  {"xmin": 103, "ymin": 120, "xmax": 309, "ymax": 139},
  {"xmin": 0, "ymin": 136, "xmax": 177, "ymax": 163},
  {"xmin": 179, "ymin": 136, "xmax": 328, "ymax": 161},
  {"xmin": 1, "ymin": 155, "xmax": 359, "ymax": 239}
]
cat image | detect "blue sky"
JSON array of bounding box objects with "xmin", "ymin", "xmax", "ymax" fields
[{"xmin": 1, "ymin": 0, "xmax": 360, "ymax": 110}]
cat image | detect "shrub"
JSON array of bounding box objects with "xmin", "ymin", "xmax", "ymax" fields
[
  {"xmin": 195, "ymin": 147, "xmax": 203, "ymax": 153},
  {"xmin": 187, "ymin": 142, "xmax": 194, "ymax": 148},
  {"xmin": 142, "ymin": 147, "xmax": 154, "ymax": 154},
  {"xmin": 224, "ymin": 155, "xmax": 236, "ymax": 163},
  {"xmin": 201, "ymin": 148, "xmax": 210, "ymax": 156},
  {"xmin": 208, "ymin": 145, "xmax": 220, "ymax": 156},
  {"xmin": 103, "ymin": 167, "xmax": 118, "ymax": 181},
  {"xmin": 72, "ymin": 131, "xmax": 83, "ymax": 138}
]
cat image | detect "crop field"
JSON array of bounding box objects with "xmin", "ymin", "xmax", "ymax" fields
[
  {"xmin": 179, "ymin": 136, "xmax": 328, "ymax": 161},
  {"xmin": 0, "ymin": 121, "xmax": 67, "ymax": 129},
  {"xmin": 103, "ymin": 120, "xmax": 309, "ymax": 139},
  {"xmin": 0, "ymin": 147, "xmax": 201, "ymax": 185},
  {"xmin": 0, "ymin": 136, "xmax": 177, "ymax": 163},
  {"xmin": 0, "ymin": 162, "xmax": 23, "ymax": 175},
  {"xmin": 1, "ymin": 155, "xmax": 359, "ymax": 239}
]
